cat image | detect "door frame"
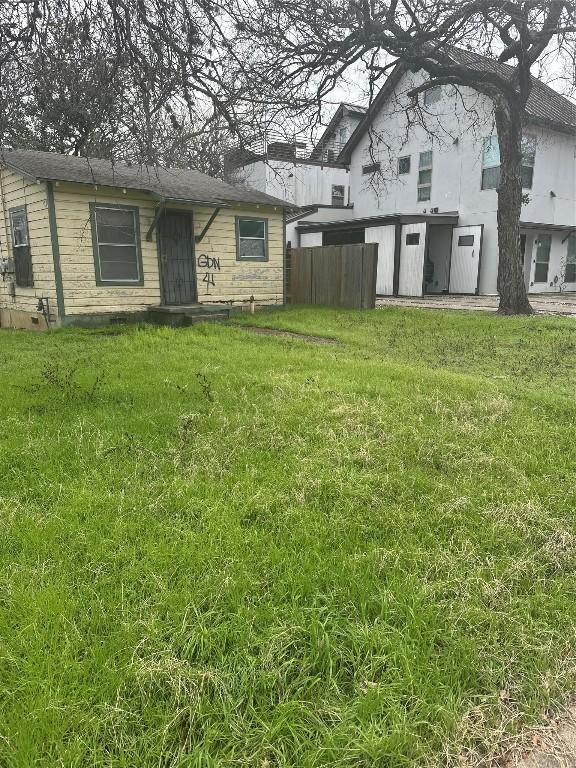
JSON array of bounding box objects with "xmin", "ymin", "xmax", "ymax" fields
[
  {"xmin": 423, "ymin": 223, "xmax": 453, "ymax": 295},
  {"xmin": 156, "ymin": 208, "xmax": 197, "ymax": 305},
  {"xmin": 448, "ymin": 223, "xmax": 484, "ymax": 295}
]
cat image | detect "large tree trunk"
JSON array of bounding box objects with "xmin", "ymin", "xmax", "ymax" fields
[{"xmin": 494, "ymin": 105, "xmax": 533, "ymax": 315}]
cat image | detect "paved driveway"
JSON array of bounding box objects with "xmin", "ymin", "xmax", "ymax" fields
[{"xmin": 376, "ymin": 294, "xmax": 576, "ymax": 316}]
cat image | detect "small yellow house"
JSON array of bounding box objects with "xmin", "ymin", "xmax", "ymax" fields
[{"xmin": 0, "ymin": 149, "xmax": 288, "ymax": 329}]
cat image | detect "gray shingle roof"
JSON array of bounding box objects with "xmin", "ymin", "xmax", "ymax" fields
[
  {"xmin": 0, "ymin": 148, "xmax": 290, "ymax": 208},
  {"xmin": 340, "ymin": 48, "xmax": 575, "ymax": 162},
  {"xmin": 450, "ymin": 48, "xmax": 576, "ymax": 132}
]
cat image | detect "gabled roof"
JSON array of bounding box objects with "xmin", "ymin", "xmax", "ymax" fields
[
  {"xmin": 339, "ymin": 49, "xmax": 576, "ymax": 163},
  {"xmin": 0, "ymin": 148, "xmax": 290, "ymax": 208},
  {"xmin": 311, "ymin": 102, "xmax": 367, "ymax": 158}
]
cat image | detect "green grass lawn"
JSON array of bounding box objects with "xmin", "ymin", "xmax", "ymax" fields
[{"xmin": 1, "ymin": 306, "xmax": 575, "ymax": 767}]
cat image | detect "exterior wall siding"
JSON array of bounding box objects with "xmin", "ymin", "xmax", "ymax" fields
[
  {"xmin": 50, "ymin": 183, "xmax": 284, "ymax": 317},
  {"xmin": 193, "ymin": 205, "xmax": 284, "ymax": 305},
  {"xmin": 348, "ymin": 70, "xmax": 576, "ymax": 295},
  {"xmin": 239, "ymin": 159, "xmax": 351, "ymax": 209},
  {"xmin": 0, "ymin": 169, "xmax": 57, "ymax": 328},
  {"xmin": 53, "ymin": 184, "xmax": 161, "ymax": 316}
]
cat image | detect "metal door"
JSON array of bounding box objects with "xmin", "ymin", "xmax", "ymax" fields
[
  {"xmin": 158, "ymin": 211, "xmax": 197, "ymax": 305},
  {"xmin": 448, "ymin": 225, "xmax": 483, "ymax": 294}
]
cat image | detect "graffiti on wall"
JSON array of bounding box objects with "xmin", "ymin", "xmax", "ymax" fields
[{"xmin": 197, "ymin": 253, "xmax": 221, "ymax": 295}]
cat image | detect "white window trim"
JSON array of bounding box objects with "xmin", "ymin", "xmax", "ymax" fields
[{"xmin": 417, "ymin": 151, "xmax": 433, "ymax": 202}]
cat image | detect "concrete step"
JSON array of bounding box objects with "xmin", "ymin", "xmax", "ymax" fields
[{"xmin": 147, "ymin": 305, "xmax": 230, "ymax": 327}]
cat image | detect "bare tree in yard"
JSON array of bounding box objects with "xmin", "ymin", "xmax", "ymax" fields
[
  {"xmin": 230, "ymin": 0, "xmax": 575, "ymax": 314},
  {"xmin": 0, "ymin": 0, "xmax": 257, "ymax": 176}
]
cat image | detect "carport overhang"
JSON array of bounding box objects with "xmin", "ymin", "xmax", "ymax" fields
[
  {"xmin": 296, "ymin": 211, "xmax": 460, "ymax": 236},
  {"xmin": 296, "ymin": 212, "xmax": 462, "ymax": 298}
]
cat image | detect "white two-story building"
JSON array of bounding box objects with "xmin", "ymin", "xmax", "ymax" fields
[
  {"xmin": 243, "ymin": 50, "xmax": 576, "ymax": 298},
  {"xmin": 226, "ymin": 103, "xmax": 366, "ymax": 240}
]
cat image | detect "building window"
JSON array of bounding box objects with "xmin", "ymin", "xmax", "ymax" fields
[
  {"xmin": 521, "ymin": 135, "xmax": 536, "ymax": 189},
  {"xmin": 398, "ymin": 156, "xmax": 411, "ymax": 175},
  {"xmin": 406, "ymin": 232, "xmax": 420, "ymax": 245},
  {"xmin": 331, "ymin": 185, "xmax": 345, "ymax": 207},
  {"xmin": 91, "ymin": 205, "xmax": 142, "ymax": 284},
  {"xmin": 423, "ymin": 86, "xmax": 442, "ymax": 106},
  {"xmin": 236, "ymin": 217, "xmax": 268, "ymax": 261},
  {"xmin": 458, "ymin": 235, "xmax": 475, "ymax": 246},
  {"xmin": 417, "ymin": 151, "xmax": 432, "ymax": 202},
  {"xmin": 481, "ymin": 134, "xmax": 537, "ymax": 190},
  {"xmin": 565, "ymin": 234, "xmax": 576, "ymax": 283},
  {"xmin": 362, "ymin": 162, "xmax": 381, "ymax": 175},
  {"xmin": 339, "ymin": 127, "xmax": 348, "ymax": 144},
  {"xmin": 481, "ymin": 136, "xmax": 501, "ymax": 190},
  {"xmin": 534, "ymin": 234, "xmax": 551, "ymax": 283},
  {"xmin": 9, "ymin": 206, "xmax": 33, "ymax": 287}
]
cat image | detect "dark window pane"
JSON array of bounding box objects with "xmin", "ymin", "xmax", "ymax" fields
[
  {"xmin": 521, "ymin": 165, "xmax": 534, "ymax": 189},
  {"xmin": 565, "ymin": 263, "xmax": 576, "ymax": 283},
  {"xmin": 424, "ymin": 86, "xmax": 441, "ymax": 105},
  {"xmin": 536, "ymin": 235, "xmax": 551, "ymax": 264},
  {"xmin": 398, "ymin": 156, "xmax": 411, "ymax": 174},
  {"xmin": 418, "ymin": 169, "xmax": 432, "ymax": 185},
  {"xmin": 98, "ymin": 244, "xmax": 139, "ymax": 280},
  {"xmin": 534, "ymin": 262, "xmax": 549, "ymax": 283},
  {"xmin": 11, "ymin": 209, "xmax": 28, "ymax": 246},
  {"xmin": 362, "ymin": 162, "xmax": 381, "ymax": 175},
  {"xmin": 239, "ymin": 238, "xmax": 266, "ymax": 259},
  {"xmin": 322, "ymin": 228, "xmax": 364, "ymax": 245},
  {"xmin": 482, "ymin": 166, "xmax": 500, "ymax": 190},
  {"xmin": 96, "ymin": 208, "xmax": 136, "ymax": 245},
  {"xmin": 239, "ymin": 219, "xmax": 265, "ymax": 238},
  {"xmin": 458, "ymin": 235, "xmax": 474, "ymax": 246},
  {"xmin": 14, "ymin": 245, "xmax": 33, "ymax": 287},
  {"xmin": 331, "ymin": 185, "xmax": 345, "ymax": 206},
  {"xmin": 406, "ymin": 233, "xmax": 420, "ymax": 245},
  {"xmin": 417, "ymin": 186, "xmax": 431, "ymax": 202},
  {"xmin": 419, "ymin": 151, "xmax": 432, "ymax": 169}
]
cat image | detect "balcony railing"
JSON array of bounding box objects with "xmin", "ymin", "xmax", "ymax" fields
[{"xmin": 224, "ymin": 133, "xmax": 347, "ymax": 170}]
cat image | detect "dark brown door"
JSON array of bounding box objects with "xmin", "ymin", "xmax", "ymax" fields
[{"xmin": 158, "ymin": 211, "xmax": 197, "ymax": 305}]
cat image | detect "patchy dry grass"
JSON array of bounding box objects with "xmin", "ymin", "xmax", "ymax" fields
[{"xmin": 0, "ymin": 306, "xmax": 575, "ymax": 766}]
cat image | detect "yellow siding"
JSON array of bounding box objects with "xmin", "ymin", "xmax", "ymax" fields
[
  {"xmin": 0, "ymin": 169, "xmax": 57, "ymax": 324},
  {"xmin": 54, "ymin": 184, "xmax": 161, "ymax": 316},
  {"xmin": 53, "ymin": 182, "xmax": 284, "ymax": 316},
  {"xmin": 193, "ymin": 206, "xmax": 284, "ymax": 305}
]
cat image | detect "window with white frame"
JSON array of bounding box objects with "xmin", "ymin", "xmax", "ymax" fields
[
  {"xmin": 423, "ymin": 86, "xmax": 442, "ymax": 106},
  {"xmin": 533, "ymin": 234, "xmax": 551, "ymax": 283},
  {"xmin": 565, "ymin": 234, "xmax": 576, "ymax": 283},
  {"xmin": 331, "ymin": 185, "xmax": 345, "ymax": 207},
  {"xmin": 236, "ymin": 217, "xmax": 268, "ymax": 260},
  {"xmin": 91, "ymin": 205, "xmax": 142, "ymax": 283},
  {"xmin": 398, "ymin": 156, "xmax": 411, "ymax": 175},
  {"xmin": 417, "ymin": 151, "xmax": 433, "ymax": 202},
  {"xmin": 481, "ymin": 134, "xmax": 537, "ymax": 190}
]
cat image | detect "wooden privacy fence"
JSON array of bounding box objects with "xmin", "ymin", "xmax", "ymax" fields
[{"xmin": 289, "ymin": 243, "xmax": 378, "ymax": 309}]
